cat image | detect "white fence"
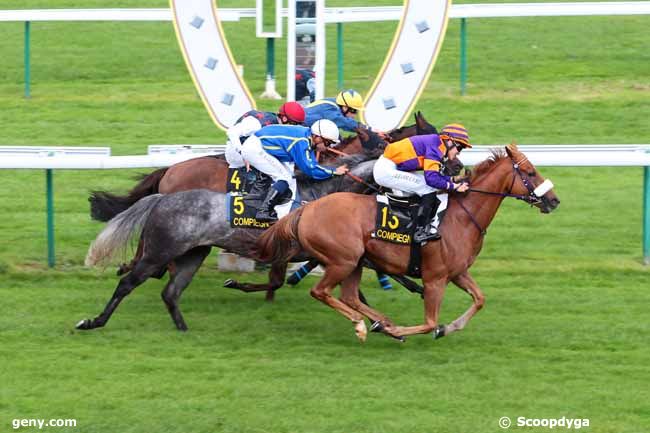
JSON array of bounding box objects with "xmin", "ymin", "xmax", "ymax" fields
[
  {"xmin": 2, "ymin": 3, "xmax": 650, "ymax": 22},
  {"xmin": 2, "ymin": 144, "xmax": 649, "ymax": 169}
]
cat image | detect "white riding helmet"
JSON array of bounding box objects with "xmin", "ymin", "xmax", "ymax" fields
[{"xmin": 310, "ymin": 119, "xmax": 340, "ymax": 145}]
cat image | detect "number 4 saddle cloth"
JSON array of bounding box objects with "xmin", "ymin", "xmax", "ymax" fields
[{"xmin": 225, "ymin": 169, "xmax": 295, "ymax": 230}]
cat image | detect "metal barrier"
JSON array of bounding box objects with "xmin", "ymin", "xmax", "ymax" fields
[{"xmin": 0, "ymin": 147, "xmax": 110, "ymax": 267}]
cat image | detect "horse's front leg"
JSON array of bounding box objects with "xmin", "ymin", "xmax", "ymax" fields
[
  {"xmin": 382, "ymin": 277, "xmax": 447, "ymax": 338},
  {"xmin": 444, "ymin": 271, "xmax": 485, "ymax": 336}
]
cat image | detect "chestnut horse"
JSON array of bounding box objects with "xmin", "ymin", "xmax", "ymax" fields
[{"xmin": 255, "ymin": 144, "xmax": 560, "ymax": 341}]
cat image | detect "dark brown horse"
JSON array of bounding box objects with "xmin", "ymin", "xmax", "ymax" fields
[{"xmin": 255, "ymin": 144, "xmax": 560, "ymax": 341}]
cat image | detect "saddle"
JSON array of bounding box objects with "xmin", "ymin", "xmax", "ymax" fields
[{"xmin": 226, "ymin": 169, "xmax": 292, "ymax": 229}]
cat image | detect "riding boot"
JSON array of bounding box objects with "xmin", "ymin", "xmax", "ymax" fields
[
  {"xmin": 413, "ymin": 193, "xmax": 441, "ymax": 243},
  {"xmin": 255, "ymin": 188, "xmax": 282, "ymax": 222},
  {"xmin": 256, "ymin": 180, "xmax": 290, "ymax": 222}
]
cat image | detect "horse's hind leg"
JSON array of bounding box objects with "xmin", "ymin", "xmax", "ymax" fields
[
  {"xmin": 339, "ymin": 266, "xmax": 399, "ymax": 339},
  {"xmin": 76, "ymin": 260, "xmax": 163, "ymax": 330},
  {"xmin": 161, "ymin": 246, "xmax": 211, "ymax": 331},
  {"xmin": 310, "ymin": 264, "xmax": 367, "ymax": 341},
  {"xmin": 224, "ymin": 262, "xmax": 287, "ymax": 302}
]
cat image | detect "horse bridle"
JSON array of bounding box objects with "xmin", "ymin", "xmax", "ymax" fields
[{"xmin": 457, "ymin": 156, "xmax": 549, "ymax": 236}]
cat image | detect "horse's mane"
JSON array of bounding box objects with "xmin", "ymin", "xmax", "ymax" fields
[
  {"xmin": 469, "ymin": 149, "xmax": 507, "ymax": 182},
  {"xmin": 336, "ymin": 153, "xmax": 372, "ymax": 167}
]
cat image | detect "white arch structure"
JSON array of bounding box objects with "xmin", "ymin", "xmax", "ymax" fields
[
  {"xmin": 170, "ymin": 0, "xmax": 255, "ymax": 130},
  {"xmin": 361, "ymin": 0, "xmax": 451, "ymax": 131},
  {"xmin": 170, "ymin": 0, "xmax": 450, "ymax": 131}
]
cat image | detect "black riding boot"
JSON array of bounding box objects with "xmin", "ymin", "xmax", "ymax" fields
[
  {"xmin": 413, "ymin": 193, "xmax": 441, "ymax": 243},
  {"xmin": 255, "ymin": 188, "xmax": 283, "ymax": 222}
]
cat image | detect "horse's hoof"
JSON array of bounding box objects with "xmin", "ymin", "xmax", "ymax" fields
[
  {"xmin": 370, "ymin": 321, "xmax": 384, "ymax": 333},
  {"xmin": 116, "ymin": 263, "xmax": 129, "ymax": 276},
  {"xmin": 75, "ymin": 319, "xmax": 91, "ymax": 330},
  {"xmin": 354, "ymin": 320, "xmax": 367, "ymax": 342},
  {"xmin": 223, "ymin": 279, "xmax": 237, "ymax": 288},
  {"xmin": 432, "ymin": 324, "xmax": 446, "ymax": 340}
]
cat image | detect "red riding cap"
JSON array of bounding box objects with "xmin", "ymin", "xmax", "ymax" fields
[{"xmin": 278, "ymin": 101, "xmax": 306, "ymax": 124}]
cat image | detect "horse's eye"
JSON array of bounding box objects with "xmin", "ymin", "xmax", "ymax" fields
[{"xmin": 528, "ymin": 171, "xmax": 536, "ymax": 177}]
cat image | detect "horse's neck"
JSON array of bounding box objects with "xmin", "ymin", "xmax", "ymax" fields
[
  {"xmin": 449, "ymin": 159, "xmax": 514, "ymax": 237},
  {"xmin": 297, "ymin": 160, "xmax": 373, "ymax": 201}
]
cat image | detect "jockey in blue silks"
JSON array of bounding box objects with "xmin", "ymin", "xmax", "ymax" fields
[
  {"xmin": 240, "ymin": 119, "xmax": 349, "ymax": 221},
  {"xmin": 225, "ymin": 102, "xmax": 306, "ymax": 169},
  {"xmin": 306, "ymin": 89, "xmax": 389, "ymax": 134},
  {"xmin": 304, "ymin": 89, "xmax": 365, "ymax": 132}
]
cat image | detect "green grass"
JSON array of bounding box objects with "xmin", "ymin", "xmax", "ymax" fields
[{"xmin": 1, "ymin": 1, "xmax": 649, "ymax": 432}]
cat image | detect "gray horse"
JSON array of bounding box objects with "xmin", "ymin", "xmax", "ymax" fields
[{"xmin": 78, "ymin": 158, "xmax": 377, "ymax": 331}]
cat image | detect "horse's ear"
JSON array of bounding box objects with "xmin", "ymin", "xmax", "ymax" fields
[{"xmin": 505, "ymin": 141, "xmax": 519, "ymax": 157}]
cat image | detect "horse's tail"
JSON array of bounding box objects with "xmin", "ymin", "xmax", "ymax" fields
[
  {"xmin": 88, "ymin": 168, "xmax": 168, "ymax": 222},
  {"xmin": 85, "ymin": 194, "xmax": 165, "ymax": 267},
  {"xmin": 254, "ymin": 207, "xmax": 305, "ymax": 264}
]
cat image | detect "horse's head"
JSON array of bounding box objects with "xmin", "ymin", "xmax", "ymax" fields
[
  {"xmin": 505, "ymin": 143, "xmax": 560, "ymax": 214},
  {"xmin": 387, "ymin": 111, "xmax": 438, "ymax": 142},
  {"xmin": 355, "ymin": 127, "xmax": 387, "ymax": 157}
]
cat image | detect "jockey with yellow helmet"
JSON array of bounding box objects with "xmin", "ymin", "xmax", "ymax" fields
[
  {"xmin": 240, "ymin": 119, "xmax": 349, "ymax": 222},
  {"xmin": 225, "ymin": 102, "xmax": 306, "ymax": 169},
  {"xmin": 373, "ymin": 124, "xmax": 472, "ymax": 242},
  {"xmin": 305, "ymin": 89, "xmax": 383, "ymax": 136}
]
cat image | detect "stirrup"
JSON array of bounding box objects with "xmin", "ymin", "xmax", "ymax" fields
[
  {"xmin": 255, "ymin": 209, "xmax": 277, "ymax": 222},
  {"xmin": 413, "ymin": 225, "xmax": 440, "ymax": 243}
]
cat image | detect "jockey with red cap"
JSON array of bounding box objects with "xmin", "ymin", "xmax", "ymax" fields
[
  {"xmin": 373, "ymin": 124, "xmax": 472, "ymax": 242},
  {"xmin": 225, "ymin": 102, "xmax": 305, "ymax": 169}
]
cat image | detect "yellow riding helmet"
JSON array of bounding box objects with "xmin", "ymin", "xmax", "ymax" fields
[{"xmin": 335, "ymin": 89, "xmax": 364, "ymax": 111}]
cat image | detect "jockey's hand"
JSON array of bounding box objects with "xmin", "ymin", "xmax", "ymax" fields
[
  {"xmin": 334, "ymin": 165, "xmax": 349, "ymax": 176},
  {"xmin": 454, "ymin": 182, "xmax": 469, "ymax": 192},
  {"xmin": 376, "ymin": 131, "xmax": 389, "ymax": 140}
]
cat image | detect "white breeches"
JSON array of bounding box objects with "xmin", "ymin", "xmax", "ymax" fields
[
  {"xmin": 373, "ymin": 155, "xmax": 438, "ymax": 196},
  {"xmin": 240, "ymin": 135, "xmax": 297, "ymax": 219},
  {"xmin": 225, "ymin": 140, "xmax": 246, "ymax": 168}
]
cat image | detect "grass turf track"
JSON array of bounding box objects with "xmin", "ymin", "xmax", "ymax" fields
[{"xmin": 0, "ymin": 1, "xmax": 649, "ymax": 432}]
